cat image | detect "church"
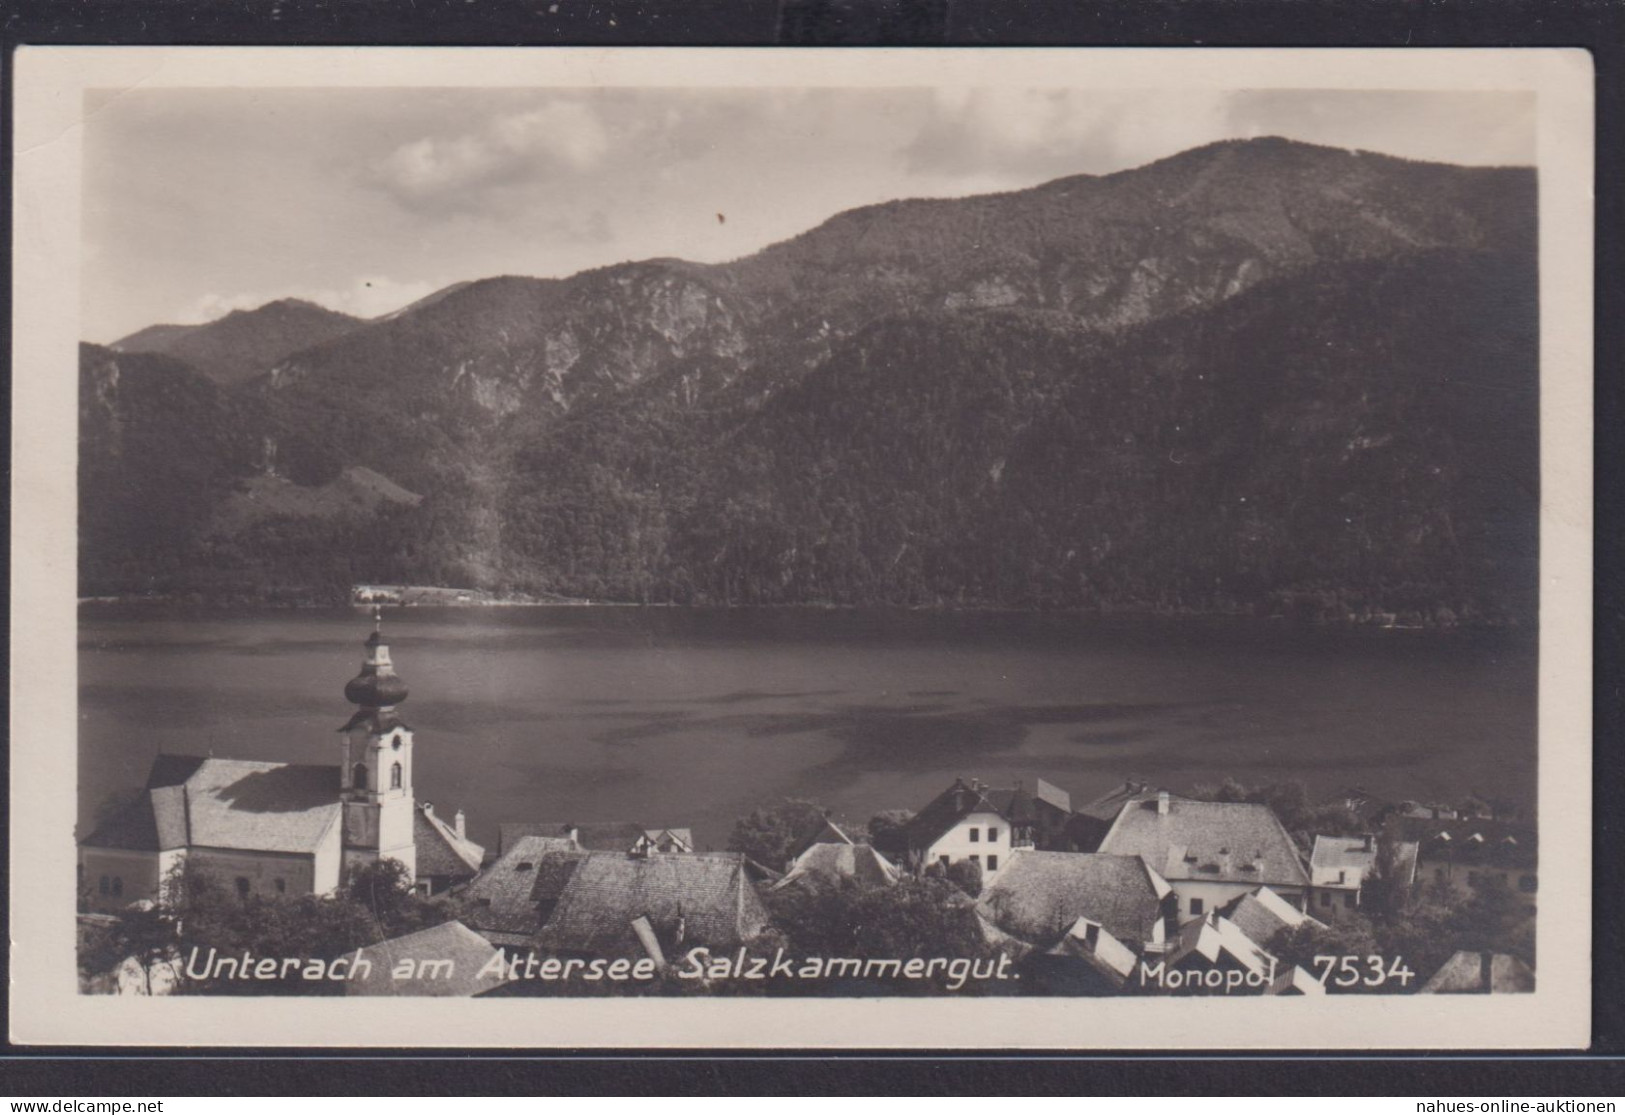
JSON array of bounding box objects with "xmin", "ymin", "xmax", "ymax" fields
[{"xmin": 78, "ymin": 616, "xmax": 483, "ymax": 913}]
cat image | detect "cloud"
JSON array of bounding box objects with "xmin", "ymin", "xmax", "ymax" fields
[
  {"xmin": 177, "ymin": 275, "xmax": 441, "ymax": 325},
  {"xmin": 903, "ymin": 89, "xmax": 1238, "ymax": 183},
  {"xmin": 366, "ymin": 99, "xmax": 612, "ymax": 214}
]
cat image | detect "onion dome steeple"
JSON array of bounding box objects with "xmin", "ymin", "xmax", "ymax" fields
[{"xmin": 344, "ymin": 609, "xmax": 409, "ymax": 710}]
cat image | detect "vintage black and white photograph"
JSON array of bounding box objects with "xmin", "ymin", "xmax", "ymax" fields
[{"xmin": 9, "ymin": 46, "xmax": 1593, "ymax": 1047}]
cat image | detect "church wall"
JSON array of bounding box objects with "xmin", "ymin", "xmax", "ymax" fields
[
  {"xmin": 79, "ymin": 847, "xmax": 160, "ymax": 912},
  {"xmin": 313, "ymin": 818, "xmax": 343, "ymax": 895},
  {"xmin": 190, "ymin": 846, "xmax": 317, "ymax": 900}
]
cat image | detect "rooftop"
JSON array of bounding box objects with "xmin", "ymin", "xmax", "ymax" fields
[
  {"xmin": 978, "ymin": 851, "xmax": 1171, "ymax": 946},
  {"xmin": 1098, "ymin": 797, "xmax": 1309, "ymax": 889},
  {"xmin": 344, "ymin": 920, "xmax": 512, "ymax": 998}
]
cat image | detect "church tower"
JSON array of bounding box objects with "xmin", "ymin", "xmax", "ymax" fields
[{"xmin": 338, "ymin": 611, "xmax": 416, "ymax": 881}]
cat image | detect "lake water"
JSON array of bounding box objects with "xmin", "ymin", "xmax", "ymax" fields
[{"xmin": 77, "ymin": 606, "xmax": 1537, "ymax": 852}]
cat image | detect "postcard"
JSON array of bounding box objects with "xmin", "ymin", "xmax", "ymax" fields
[{"xmin": 9, "ymin": 45, "xmax": 1594, "ymax": 1047}]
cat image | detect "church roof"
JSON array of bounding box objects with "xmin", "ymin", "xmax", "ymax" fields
[{"xmin": 82, "ymin": 756, "xmax": 342, "ymax": 856}]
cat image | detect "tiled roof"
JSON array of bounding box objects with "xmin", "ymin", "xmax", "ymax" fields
[
  {"xmin": 1420, "ymin": 951, "xmax": 1536, "ymax": 994},
  {"xmin": 415, "ymin": 805, "xmax": 485, "ymax": 880},
  {"xmin": 1165, "ymin": 914, "xmax": 1277, "ymax": 979},
  {"xmin": 462, "ymin": 836, "xmax": 585, "ymax": 941},
  {"xmin": 182, "ymin": 759, "xmax": 342, "ymax": 854},
  {"xmin": 1098, "ymin": 798, "xmax": 1309, "ymax": 889},
  {"xmin": 1032, "ymin": 779, "xmax": 1072, "ymax": 814},
  {"xmin": 344, "ymin": 920, "xmax": 511, "ymax": 997},
  {"xmin": 536, "ymin": 852, "xmax": 772, "ymax": 957},
  {"xmin": 83, "ymin": 756, "xmax": 341, "ymax": 856},
  {"xmin": 790, "ymin": 817, "xmax": 855, "ymax": 858},
  {"xmin": 1221, "ymin": 887, "xmax": 1321, "ymax": 947},
  {"xmin": 773, "ymin": 842, "xmax": 900, "ymax": 891},
  {"xmin": 984, "ymin": 785, "xmax": 1036, "ymax": 824},
  {"xmin": 1074, "ymin": 782, "xmax": 1167, "ymax": 823},
  {"xmin": 978, "ymin": 852, "xmax": 1170, "ymax": 946},
  {"xmin": 1046, "ymin": 917, "xmax": 1140, "ymax": 984},
  {"xmin": 497, "ymin": 821, "xmax": 648, "ymax": 856},
  {"xmin": 1387, "ymin": 817, "xmax": 1537, "ymax": 870}
]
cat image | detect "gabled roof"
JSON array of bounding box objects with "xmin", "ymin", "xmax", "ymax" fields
[
  {"xmin": 462, "ymin": 835, "xmax": 585, "ymax": 944},
  {"xmin": 497, "ymin": 821, "xmax": 649, "ymax": 856},
  {"xmin": 772, "ymin": 841, "xmax": 900, "ymax": 891},
  {"xmin": 535, "ymin": 852, "xmax": 772, "ymax": 957},
  {"xmin": 1387, "ymin": 817, "xmax": 1537, "ymax": 869},
  {"xmin": 978, "ymin": 852, "xmax": 1170, "ymax": 946},
  {"xmin": 1031, "ymin": 778, "xmax": 1072, "ymax": 814},
  {"xmin": 1165, "ymin": 914, "xmax": 1278, "ymax": 979},
  {"xmin": 1046, "ymin": 917, "xmax": 1140, "ymax": 985},
  {"xmin": 644, "ymin": 828, "xmax": 695, "ymax": 853},
  {"xmin": 82, "ymin": 756, "xmax": 341, "ymax": 856},
  {"xmin": 415, "ymin": 805, "xmax": 485, "ymax": 880},
  {"xmin": 1099, "ymin": 798, "xmax": 1309, "ymax": 889},
  {"xmin": 1420, "ymin": 950, "xmax": 1536, "ymax": 994},
  {"xmin": 344, "ymin": 921, "xmax": 511, "ymax": 998},
  {"xmin": 789, "ymin": 817, "xmax": 855, "ymax": 859},
  {"xmin": 1221, "ymin": 887, "xmax": 1322, "ymax": 947},
  {"xmin": 1074, "ymin": 782, "xmax": 1167, "ymax": 823},
  {"xmin": 1309, "ymin": 834, "xmax": 1378, "ymax": 887},
  {"xmin": 905, "ymin": 779, "xmax": 1004, "ymax": 849}
]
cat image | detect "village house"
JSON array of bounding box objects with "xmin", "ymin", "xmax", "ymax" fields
[
  {"xmin": 1383, "ymin": 816, "xmax": 1537, "ymax": 905},
  {"xmin": 772, "ymin": 817, "xmax": 900, "ymax": 891},
  {"xmin": 78, "ymin": 617, "xmax": 461, "ymax": 912},
  {"xmin": 1145, "ymin": 909, "xmax": 1324, "ymax": 996},
  {"xmin": 497, "ymin": 821, "xmax": 695, "ymax": 859},
  {"xmin": 1096, "ymin": 792, "xmax": 1310, "ymax": 922},
  {"xmin": 977, "ymin": 851, "xmax": 1177, "ymax": 954},
  {"xmin": 1307, "ymin": 832, "xmax": 1419, "ymax": 921},
  {"xmin": 344, "ymin": 920, "xmax": 514, "ymax": 997},
  {"xmin": 1219, "ymin": 885, "xmax": 1325, "ymax": 948},
  {"xmin": 415, "ymin": 803, "xmax": 485, "ymax": 896},
  {"xmin": 902, "ymin": 778, "xmax": 1015, "ymax": 878},
  {"xmin": 462, "ymin": 836, "xmax": 772, "ymax": 963},
  {"xmin": 1065, "ymin": 780, "xmax": 1168, "ymax": 853}
]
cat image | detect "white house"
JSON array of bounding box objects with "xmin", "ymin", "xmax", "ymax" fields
[{"xmin": 903, "ymin": 778, "xmax": 1017, "ymax": 881}]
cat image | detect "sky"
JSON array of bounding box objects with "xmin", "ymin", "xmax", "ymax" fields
[{"xmin": 81, "ymin": 87, "xmax": 1535, "ymax": 343}]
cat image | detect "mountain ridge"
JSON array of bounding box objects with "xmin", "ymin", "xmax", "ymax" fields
[{"xmin": 80, "ymin": 138, "xmax": 1539, "ymax": 620}]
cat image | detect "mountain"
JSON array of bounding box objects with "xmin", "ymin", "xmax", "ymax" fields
[
  {"xmin": 80, "ymin": 138, "xmax": 1539, "ymax": 622},
  {"xmin": 112, "ymin": 298, "xmax": 364, "ymax": 386}
]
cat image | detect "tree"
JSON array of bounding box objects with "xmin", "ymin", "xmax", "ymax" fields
[
  {"xmin": 727, "ymin": 799, "xmax": 830, "ymax": 871},
  {"xmin": 1266, "ymin": 916, "xmax": 1377, "ymax": 979},
  {"xmin": 944, "ymin": 858, "xmax": 983, "ymax": 898}
]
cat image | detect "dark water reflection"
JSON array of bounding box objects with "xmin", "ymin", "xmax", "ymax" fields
[{"xmin": 78, "ymin": 605, "xmax": 1537, "ymax": 851}]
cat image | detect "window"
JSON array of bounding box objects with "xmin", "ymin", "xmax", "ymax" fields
[
  {"xmin": 392, "ymin": 734, "xmax": 403, "ymax": 750},
  {"xmin": 390, "ymin": 762, "xmax": 403, "ymax": 790},
  {"xmin": 1190, "ymin": 898, "xmax": 1204, "ymax": 916},
  {"xmin": 939, "ymin": 855, "xmax": 950, "ymax": 868},
  {"xmin": 968, "ymin": 827, "xmax": 980, "ymax": 842},
  {"xmin": 969, "ymin": 854, "xmax": 980, "ymax": 865},
  {"xmin": 274, "ymin": 878, "xmax": 287, "ymax": 895},
  {"xmin": 352, "ymin": 763, "xmax": 367, "ymax": 789},
  {"xmin": 986, "ymin": 855, "xmax": 999, "ymax": 872},
  {"xmin": 98, "ymin": 875, "xmax": 110, "ymax": 896},
  {"xmin": 111, "ymin": 877, "xmax": 123, "ymax": 897},
  {"xmin": 235, "ymin": 877, "xmax": 251, "ymax": 899},
  {"xmin": 1320, "ymin": 891, "xmax": 1332, "ymax": 907},
  {"xmin": 988, "ymin": 828, "xmax": 999, "ymax": 842},
  {"xmin": 1518, "ymin": 874, "xmax": 1538, "ymax": 893},
  {"xmin": 1343, "ymin": 892, "xmax": 1355, "ymax": 909}
]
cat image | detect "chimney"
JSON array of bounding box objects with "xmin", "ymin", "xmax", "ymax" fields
[
  {"xmin": 422, "ymin": 801, "xmax": 434, "ymax": 816},
  {"xmin": 566, "ymin": 823, "xmax": 580, "ymax": 848},
  {"xmin": 454, "ymin": 809, "xmax": 466, "ymax": 840},
  {"xmin": 1157, "ymin": 791, "xmax": 1171, "ymax": 816}
]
